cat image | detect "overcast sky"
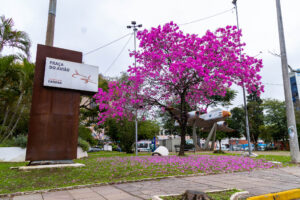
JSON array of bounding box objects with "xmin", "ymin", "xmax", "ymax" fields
[{"xmin": 1, "ymin": 0, "xmax": 300, "ymax": 109}]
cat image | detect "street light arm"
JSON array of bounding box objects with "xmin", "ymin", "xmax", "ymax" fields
[{"xmin": 269, "ymin": 50, "xmax": 297, "ymax": 72}]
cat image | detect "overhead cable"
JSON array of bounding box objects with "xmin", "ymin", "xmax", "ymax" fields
[
  {"xmin": 179, "ymin": 7, "xmax": 235, "ymax": 26},
  {"xmin": 84, "ymin": 8, "xmax": 234, "ymax": 57},
  {"xmin": 104, "ymin": 33, "xmax": 133, "ymax": 74},
  {"xmin": 84, "ymin": 33, "xmax": 132, "ymax": 56}
]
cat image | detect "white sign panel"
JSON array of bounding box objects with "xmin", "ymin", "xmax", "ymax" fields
[{"xmin": 43, "ymin": 57, "xmax": 98, "ymax": 92}]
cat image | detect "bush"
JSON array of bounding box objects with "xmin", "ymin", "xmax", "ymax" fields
[
  {"xmin": 0, "ymin": 139, "xmax": 15, "ymax": 147},
  {"xmin": 78, "ymin": 125, "xmax": 97, "ymax": 146},
  {"xmin": 112, "ymin": 143, "xmax": 121, "ymax": 152},
  {"xmin": 13, "ymin": 135, "xmax": 27, "ymax": 148},
  {"xmin": 213, "ymin": 150, "xmax": 226, "ymax": 154},
  {"xmin": 78, "ymin": 137, "xmax": 90, "ymax": 152},
  {"xmin": 0, "ymin": 135, "xmax": 27, "ymax": 148}
]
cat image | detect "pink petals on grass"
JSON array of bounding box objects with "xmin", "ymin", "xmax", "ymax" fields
[{"xmin": 97, "ymin": 155, "xmax": 279, "ymax": 178}]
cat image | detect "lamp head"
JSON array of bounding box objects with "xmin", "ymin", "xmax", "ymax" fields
[
  {"xmin": 138, "ymin": 24, "xmax": 142, "ymax": 28},
  {"xmin": 232, "ymin": 0, "xmax": 237, "ymax": 5},
  {"xmin": 131, "ymin": 21, "xmax": 136, "ymax": 25},
  {"xmin": 127, "ymin": 25, "xmax": 132, "ymax": 29}
]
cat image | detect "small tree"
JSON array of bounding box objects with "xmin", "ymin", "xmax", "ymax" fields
[
  {"xmin": 247, "ymin": 90, "xmax": 264, "ymax": 149},
  {"xmin": 263, "ymin": 99, "xmax": 288, "ymax": 149},
  {"xmin": 95, "ymin": 22, "xmax": 263, "ymax": 156},
  {"xmin": 0, "ymin": 56, "xmax": 34, "ymax": 143}
]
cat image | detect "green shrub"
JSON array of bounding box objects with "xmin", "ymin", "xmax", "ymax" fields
[
  {"xmin": 213, "ymin": 150, "xmax": 226, "ymax": 154},
  {"xmin": 78, "ymin": 137, "xmax": 90, "ymax": 152},
  {"xmin": 0, "ymin": 139, "xmax": 15, "ymax": 147},
  {"xmin": 0, "ymin": 135, "xmax": 27, "ymax": 148},
  {"xmin": 13, "ymin": 135, "xmax": 27, "ymax": 148},
  {"xmin": 78, "ymin": 125, "xmax": 97, "ymax": 146}
]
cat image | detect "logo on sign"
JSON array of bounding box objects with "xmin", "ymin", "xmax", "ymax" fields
[{"xmin": 72, "ymin": 70, "xmax": 96, "ymax": 84}]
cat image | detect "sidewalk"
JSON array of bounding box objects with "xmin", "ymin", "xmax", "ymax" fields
[{"xmin": 5, "ymin": 166, "xmax": 300, "ymax": 200}]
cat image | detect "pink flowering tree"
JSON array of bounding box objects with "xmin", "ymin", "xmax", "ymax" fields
[{"xmin": 94, "ymin": 22, "xmax": 263, "ymax": 156}]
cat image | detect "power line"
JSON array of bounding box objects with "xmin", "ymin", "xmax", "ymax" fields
[
  {"xmin": 264, "ymin": 83, "xmax": 300, "ymax": 87},
  {"xmin": 85, "ymin": 8, "xmax": 234, "ymax": 56},
  {"xmin": 104, "ymin": 33, "xmax": 133, "ymax": 74},
  {"xmin": 84, "ymin": 33, "xmax": 132, "ymax": 56},
  {"xmin": 263, "ymin": 83, "xmax": 283, "ymax": 86},
  {"xmin": 179, "ymin": 7, "xmax": 234, "ymax": 26}
]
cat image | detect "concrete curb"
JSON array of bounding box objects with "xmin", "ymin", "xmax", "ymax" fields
[
  {"xmin": 247, "ymin": 189, "xmax": 300, "ymax": 200},
  {"xmin": 230, "ymin": 191, "xmax": 249, "ymax": 200},
  {"xmin": 10, "ymin": 163, "xmax": 85, "ymax": 170}
]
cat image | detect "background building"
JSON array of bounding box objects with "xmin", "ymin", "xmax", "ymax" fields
[{"xmin": 289, "ymin": 71, "xmax": 300, "ymax": 110}]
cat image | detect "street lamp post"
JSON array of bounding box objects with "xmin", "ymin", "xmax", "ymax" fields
[
  {"xmin": 232, "ymin": 0, "xmax": 252, "ymax": 156},
  {"xmin": 127, "ymin": 21, "xmax": 142, "ymax": 156},
  {"xmin": 275, "ymin": 0, "xmax": 300, "ymax": 163},
  {"xmin": 45, "ymin": 0, "xmax": 56, "ymax": 46}
]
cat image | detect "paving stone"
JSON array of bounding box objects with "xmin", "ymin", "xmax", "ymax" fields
[
  {"xmin": 92, "ymin": 185, "xmax": 141, "ymax": 200},
  {"xmin": 43, "ymin": 191, "xmax": 74, "ymax": 200},
  {"xmin": 104, "ymin": 193, "xmax": 140, "ymax": 200},
  {"xmin": 68, "ymin": 188, "xmax": 94, "ymax": 194},
  {"xmin": 247, "ymin": 186, "xmax": 282, "ymax": 196},
  {"xmin": 13, "ymin": 194, "xmax": 43, "ymax": 200},
  {"xmin": 68, "ymin": 188, "xmax": 105, "ymax": 200}
]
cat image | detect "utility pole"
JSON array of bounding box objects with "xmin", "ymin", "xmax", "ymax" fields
[
  {"xmin": 275, "ymin": 0, "xmax": 300, "ymax": 163},
  {"xmin": 45, "ymin": 0, "xmax": 57, "ymax": 46},
  {"xmin": 232, "ymin": 0, "xmax": 252, "ymax": 156},
  {"xmin": 127, "ymin": 21, "xmax": 142, "ymax": 156}
]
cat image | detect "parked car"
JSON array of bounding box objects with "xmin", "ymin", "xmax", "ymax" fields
[
  {"xmin": 257, "ymin": 144, "xmax": 266, "ymax": 151},
  {"xmin": 232, "ymin": 145, "xmax": 242, "ymax": 151},
  {"xmin": 174, "ymin": 144, "xmax": 195, "ymax": 152},
  {"xmin": 88, "ymin": 146, "xmax": 103, "ymax": 152},
  {"xmin": 137, "ymin": 140, "xmax": 152, "ymax": 152}
]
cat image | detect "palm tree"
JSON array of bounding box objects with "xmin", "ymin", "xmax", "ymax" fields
[
  {"xmin": 0, "ymin": 55, "xmax": 34, "ymax": 142},
  {"xmin": 0, "ymin": 15, "xmax": 31, "ymax": 58}
]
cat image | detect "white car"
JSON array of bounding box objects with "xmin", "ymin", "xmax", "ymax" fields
[{"xmin": 137, "ymin": 140, "xmax": 152, "ymax": 152}]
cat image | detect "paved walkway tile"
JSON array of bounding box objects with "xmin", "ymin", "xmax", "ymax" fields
[
  {"xmin": 13, "ymin": 194, "xmax": 43, "ymax": 200},
  {"xmin": 43, "ymin": 191, "xmax": 74, "ymax": 200},
  {"xmin": 68, "ymin": 188, "xmax": 105, "ymax": 200},
  {"xmin": 92, "ymin": 185, "xmax": 141, "ymax": 200}
]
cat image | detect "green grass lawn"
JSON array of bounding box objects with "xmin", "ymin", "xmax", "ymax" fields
[
  {"xmin": 0, "ymin": 152, "xmax": 149, "ymax": 194},
  {"xmin": 0, "ymin": 151, "xmax": 291, "ymax": 195},
  {"xmin": 256, "ymin": 154, "xmax": 293, "ymax": 166}
]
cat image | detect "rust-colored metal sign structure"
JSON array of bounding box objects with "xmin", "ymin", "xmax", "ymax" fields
[{"xmin": 26, "ymin": 44, "xmax": 82, "ymax": 161}]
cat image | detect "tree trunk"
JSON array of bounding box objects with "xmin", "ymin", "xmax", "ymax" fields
[
  {"xmin": 0, "ymin": 106, "xmax": 9, "ymax": 137},
  {"xmin": 3, "ymin": 92, "xmax": 23, "ymax": 137},
  {"xmin": 179, "ymin": 124, "xmax": 187, "ymax": 156},
  {"xmin": 2, "ymin": 105, "xmax": 25, "ymax": 143},
  {"xmin": 1, "ymin": 105, "xmax": 24, "ymax": 143}
]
